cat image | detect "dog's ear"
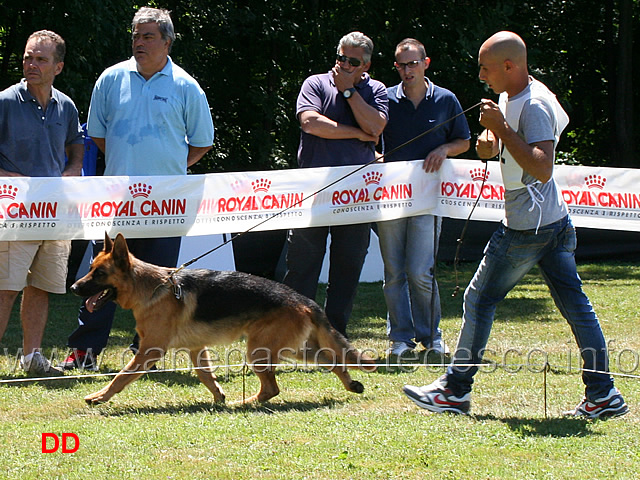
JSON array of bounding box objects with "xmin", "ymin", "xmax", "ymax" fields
[
  {"xmin": 104, "ymin": 232, "xmax": 113, "ymax": 253},
  {"xmin": 112, "ymin": 233, "xmax": 131, "ymax": 270}
]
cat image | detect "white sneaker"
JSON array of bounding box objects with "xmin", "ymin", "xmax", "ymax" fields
[
  {"xmin": 20, "ymin": 352, "xmax": 64, "ymax": 377},
  {"xmin": 403, "ymin": 376, "xmax": 471, "ymax": 414},
  {"xmin": 564, "ymin": 387, "xmax": 629, "ymax": 419},
  {"xmin": 421, "ymin": 338, "xmax": 450, "ymax": 355},
  {"xmin": 386, "ymin": 341, "xmax": 413, "ymax": 356}
]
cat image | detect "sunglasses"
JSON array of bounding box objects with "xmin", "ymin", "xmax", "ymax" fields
[
  {"xmin": 394, "ymin": 59, "xmax": 423, "ymax": 70},
  {"xmin": 336, "ymin": 54, "xmax": 362, "ymax": 67}
]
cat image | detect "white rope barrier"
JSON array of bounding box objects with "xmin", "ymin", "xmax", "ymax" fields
[{"xmin": 2, "ymin": 361, "xmax": 639, "ymax": 385}]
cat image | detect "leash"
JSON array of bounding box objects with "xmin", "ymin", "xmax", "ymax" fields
[
  {"xmin": 451, "ymin": 158, "xmax": 488, "ymax": 297},
  {"xmin": 167, "ymin": 101, "xmax": 483, "ymax": 293}
]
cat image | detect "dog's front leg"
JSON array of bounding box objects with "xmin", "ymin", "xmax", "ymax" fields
[
  {"xmin": 84, "ymin": 350, "xmax": 162, "ymax": 405},
  {"xmin": 190, "ymin": 348, "xmax": 225, "ymax": 403}
]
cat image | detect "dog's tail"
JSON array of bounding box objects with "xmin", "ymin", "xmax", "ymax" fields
[{"xmin": 313, "ymin": 310, "xmax": 377, "ymax": 373}]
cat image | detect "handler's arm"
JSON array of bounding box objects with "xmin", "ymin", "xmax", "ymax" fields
[
  {"xmin": 423, "ymin": 138, "xmax": 470, "ymax": 173},
  {"xmin": 478, "ymin": 99, "xmax": 554, "ymax": 183},
  {"xmin": 299, "ymin": 110, "xmax": 378, "ymax": 143},
  {"xmin": 187, "ymin": 145, "xmax": 212, "ymax": 168},
  {"xmin": 92, "ymin": 137, "xmax": 106, "ymax": 154},
  {"xmin": 343, "ymin": 92, "xmax": 387, "ymax": 138},
  {"xmin": 62, "ymin": 143, "xmax": 85, "ymax": 176}
]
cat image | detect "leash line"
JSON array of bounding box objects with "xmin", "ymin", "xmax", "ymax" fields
[
  {"xmin": 171, "ymin": 101, "xmax": 483, "ymax": 276},
  {"xmin": 2, "ymin": 361, "xmax": 638, "ymax": 384},
  {"xmin": 451, "ymin": 157, "xmax": 488, "ymax": 297}
]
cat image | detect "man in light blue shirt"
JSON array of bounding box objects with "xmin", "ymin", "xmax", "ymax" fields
[
  {"xmin": 87, "ymin": 54, "xmax": 214, "ymax": 175},
  {"xmin": 60, "ymin": 7, "xmax": 214, "ymax": 371}
]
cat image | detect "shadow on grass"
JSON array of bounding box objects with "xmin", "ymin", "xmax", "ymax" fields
[
  {"xmin": 0, "ymin": 373, "xmax": 104, "ymax": 390},
  {"xmin": 475, "ymin": 414, "xmax": 599, "ymax": 438},
  {"xmin": 91, "ymin": 396, "xmax": 346, "ymax": 417},
  {"xmin": 375, "ymin": 350, "xmax": 452, "ymax": 376}
]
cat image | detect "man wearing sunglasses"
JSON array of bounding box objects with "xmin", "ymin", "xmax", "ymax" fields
[
  {"xmin": 378, "ymin": 38, "xmax": 470, "ymax": 358},
  {"xmin": 283, "ymin": 31, "xmax": 388, "ymax": 338}
]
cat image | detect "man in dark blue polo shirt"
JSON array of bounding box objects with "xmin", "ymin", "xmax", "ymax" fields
[
  {"xmin": 283, "ymin": 31, "xmax": 388, "ymax": 338},
  {"xmin": 0, "ymin": 30, "xmax": 84, "ymax": 376},
  {"xmin": 378, "ymin": 38, "xmax": 470, "ymax": 357}
]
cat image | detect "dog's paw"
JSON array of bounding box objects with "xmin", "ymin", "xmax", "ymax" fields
[
  {"xmin": 349, "ymin": 380, "xmax": 365, "ymax": 394},
  {"xmin": 84, "ymin": 391, "xmax": 109, "ymax": 405}
]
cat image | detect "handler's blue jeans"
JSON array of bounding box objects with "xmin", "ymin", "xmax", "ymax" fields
[
  {"xmin": 377, "ymin": 214, "xmax": 442, "ymax": 348},
  {"xmin": 446, "ymin": 216, "xmax": 614, "ymax": 399}
]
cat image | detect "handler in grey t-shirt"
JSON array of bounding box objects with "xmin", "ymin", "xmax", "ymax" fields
[{"xmin": 403, "ymin": 31, "xmax": 627, "ymax": 419}]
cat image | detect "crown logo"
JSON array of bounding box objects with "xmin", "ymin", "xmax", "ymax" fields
[
  {"xmin": 585, "ymin": 175, "xmax": 606, "ymax": 190},
  {"xmin": 129, "ymin": 183, "xmax": 152, "ymax": 198},
  {"xmin": 251, "ymin": 178, "xmax": 271, "ymax": 193},
  {"xmin": 0, "ymin": 184, "xmax": 18, "ymax": 200},
  {"xmin": 362, "ymin": 171, "xmax": 383, "ymax": 186},
  {"xmin": 470, "ymin": 168, "xmax": 490, "ymax": 182},
  {"xmin": 231, "ymin": 180, "xmax": 243, "ymax": 193}
]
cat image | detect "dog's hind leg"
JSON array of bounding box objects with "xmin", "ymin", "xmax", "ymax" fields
[
  {"xmin": 313, "ymin": 325, "xmax": 376, "ymax": 394},
  {"xmin": 190, "ymin": 348, "xmax": 225, "ymax": 403},
  {"xmin": 237, "ymin": 344, "xmax": 280, "ymax": 404}
]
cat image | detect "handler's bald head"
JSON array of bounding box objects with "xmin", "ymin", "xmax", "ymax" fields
[{"xmin": 480, "ymin": 31, "xmax": 527, "ymax": 67}]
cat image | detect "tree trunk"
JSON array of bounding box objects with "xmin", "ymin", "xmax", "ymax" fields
[{"xmin": 615, "ymin": 0, "xmax": 635, "ymax": 166}]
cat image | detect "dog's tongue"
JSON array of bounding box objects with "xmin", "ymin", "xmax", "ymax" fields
[{"xmin": 85, "ymin": 293, "xmax": 102, "ymax": 313}]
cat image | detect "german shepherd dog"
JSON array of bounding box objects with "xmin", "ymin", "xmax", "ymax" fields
[{"xmin": 71, "ymin": 233, "xmax": 376, "ymax": 405}]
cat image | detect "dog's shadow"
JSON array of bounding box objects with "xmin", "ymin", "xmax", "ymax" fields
[{"xmin": 92, "ymin": 396, "xmax": 346, "ymax": 417}]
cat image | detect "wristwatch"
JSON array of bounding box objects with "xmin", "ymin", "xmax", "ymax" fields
[{"xmin": 343, "ymin": 87, "xmax": 356, "ymax": 99}]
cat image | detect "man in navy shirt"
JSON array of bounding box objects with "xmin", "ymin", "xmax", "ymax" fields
[
  {"xmin": 283, "ymin": 31, "xmax": 388, "ymax": 337},
  {"xmin": 0, "ymin": 30, "xmax": 84, "ymax": 376},
  {"xmin": 378, "ymin": 38, "xmax": 470, "ymax": 357}
]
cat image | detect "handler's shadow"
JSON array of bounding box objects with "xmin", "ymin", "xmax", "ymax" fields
[{"xmin": 474, "ymin": 414, "xmax": 598, "ymax": 438}]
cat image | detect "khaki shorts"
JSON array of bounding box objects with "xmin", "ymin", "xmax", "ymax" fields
[{"xmin": 0, "ymin": 240, "xmax": 71, "ymax": 294}]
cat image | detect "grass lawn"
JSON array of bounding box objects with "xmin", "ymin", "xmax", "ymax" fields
[{"xmin": 0, "ymin": 260, "xmax": 638, "ymax": 479}]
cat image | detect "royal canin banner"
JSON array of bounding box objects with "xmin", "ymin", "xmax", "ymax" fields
[{"xmin": 0, "ymin": 159, "xmax": 638, "ymax": 241}]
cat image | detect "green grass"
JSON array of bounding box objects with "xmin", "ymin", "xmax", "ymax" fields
[{"xmin": 0, "ymin": 261, "xmax": 639, "ymax": 479}]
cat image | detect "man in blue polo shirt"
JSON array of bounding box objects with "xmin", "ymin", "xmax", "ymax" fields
[
  {"xmin": 378, "ymin": 38, "xmax": 470, "ymax": 357},
  {"xmin": 59, "ymin": 7, "xmax": 214, "ymax": 371},
  {"xmin": 283, "ymin": 31, "xmax": 388, "ymax": 338},
  {"xmin": 0, "ymin": 30, "xmax": 84, "ymax": 376}
]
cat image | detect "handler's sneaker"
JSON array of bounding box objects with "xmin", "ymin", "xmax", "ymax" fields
[
  {"xmin": 58, "ymin": 349, "xmax": 98, "ymax": 372},
  {"xmin": 564, "ymin": 387, "xmax": 629, "ymax": 419},
  {"xmin": 21, "ymin": 352, "xmax": 64, "ymax": 377},
  {"xmin": 403, "ymin": 376, "xmax": 470, "ymax": 414},
  {"xmin": 421, "ymin": 338, "xmax": 450, "ymax": 355},
  {"xmin": 387, "ymin": 341, "xmax": 413, "ymax": 357}
]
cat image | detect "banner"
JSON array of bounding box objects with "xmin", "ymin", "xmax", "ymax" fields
[{"xmin": 0, "ymin": 159, "xmax": 638, "ymax": 241}]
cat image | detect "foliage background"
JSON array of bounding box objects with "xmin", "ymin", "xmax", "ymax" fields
[{"xmin": 0, "ymin": 0, "xmax": 637, "ymax": 172}]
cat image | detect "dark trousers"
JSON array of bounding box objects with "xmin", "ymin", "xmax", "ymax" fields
[
  {"xmin": 67, "ymin": 236, "xmax": 182, "ymax": 355},
  {"xmin": 283, "ymin": 224, "xmax": 370, "ymax": 337}
]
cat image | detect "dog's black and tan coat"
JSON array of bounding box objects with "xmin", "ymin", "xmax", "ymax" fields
[{"xmin": 72, "ymin": 233, "xmax": 376, "ymax": 405}]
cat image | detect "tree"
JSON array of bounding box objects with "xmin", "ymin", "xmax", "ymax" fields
[{"xmin": 0, "ymin": 0, "xmax": 636, "ymax": 171}]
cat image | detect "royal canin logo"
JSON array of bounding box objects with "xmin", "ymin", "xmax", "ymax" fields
[
  {"xmin": 470, "ymin": 168, "xmax": 490, "ymax": 182},
  {"xmin": 332, "ymin": 170, "xmax": 412, "ymax": 205},
  {"xmin": 129, "ymin": 183, "xmax": 153, "ymax": 198},
  {"xmin": 362, "ymin": 171, "xmax": 383, "ymax": 186},
  {"xmin": 0, "ymin": 184, "xmax": 18, "ymax": 199},
  {"xmin": 0, "ymin": 183, "xmax": 57, "ymax": 219},
  {"xmin": 75, "ymin": 182, "xmax": 186, "ymax": 218},
  {"xmin": 584, "ymin": 175, "xmax": 606, "ymax": 190},
  {"xmin": 440, "ymin": 169, "xmax": 505, "ymax": 201},
  {"xmin": 251, "ymin": 178, "xmax": 271, "ymax": 193},
  {"xmin": 562, "ymin": 175, "xmax": 640, "ymax": 208},
  {"xmin": 202, "ymin": 179, "xmax": 304, "ymax": 214}
]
